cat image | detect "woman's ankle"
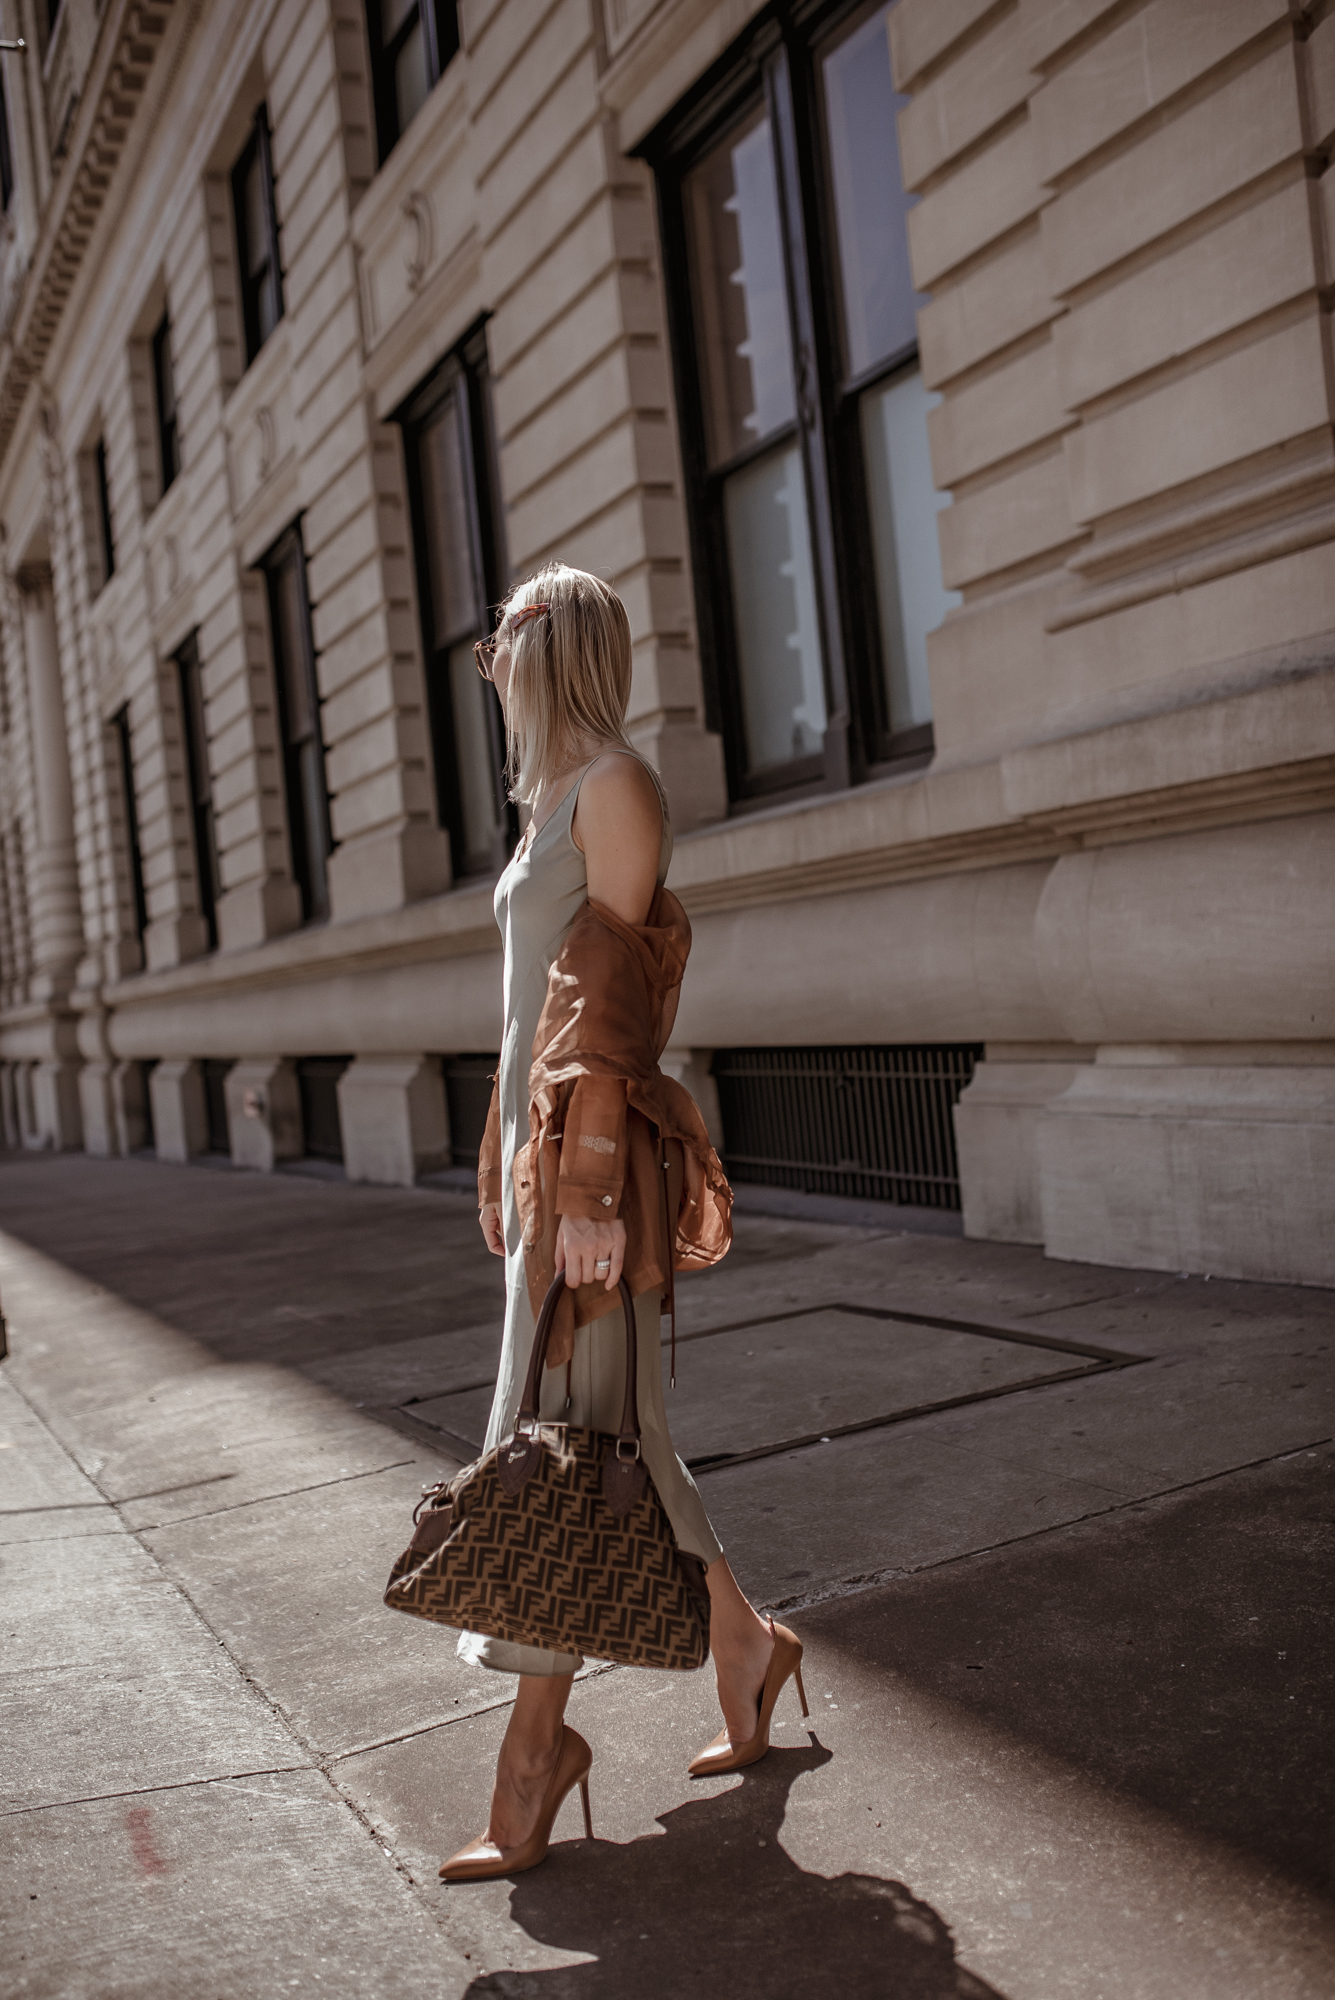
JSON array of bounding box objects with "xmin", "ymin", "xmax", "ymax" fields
[{"xmin": 499, "ymin": 1726, "xmax": 563, "ymax": 1777}]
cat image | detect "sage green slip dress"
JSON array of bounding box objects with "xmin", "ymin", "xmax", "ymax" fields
[{"xmin": 456, "ymin": 753, "xmax": 722, "ymax": 1678}]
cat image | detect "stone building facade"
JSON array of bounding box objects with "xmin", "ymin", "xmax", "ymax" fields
[{"xmin": 0, "ymin": 0, "xmax": 1330, "ymax": 1285}]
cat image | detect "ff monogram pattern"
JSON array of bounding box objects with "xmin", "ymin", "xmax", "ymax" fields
[{"xmin": 384, "ymin": 1422, "xmax": 712, "ymax": 1671}]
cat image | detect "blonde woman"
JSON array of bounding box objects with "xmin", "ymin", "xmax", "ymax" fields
[{"xmin": 440, "ymin": 564, "xmax": 803, "ymax": 1881}]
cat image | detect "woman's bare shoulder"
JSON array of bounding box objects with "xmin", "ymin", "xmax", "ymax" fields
[{"xmin": 573, "ymin": 750, "xmax": 663, "ymax": 848}]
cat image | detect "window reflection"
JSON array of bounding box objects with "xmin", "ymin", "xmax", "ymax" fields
[
  {"xmin": 822, "ymin": 6, "xmax": 921, "ymax": 379},
  {"xmin": 402, "ymin": 342, "xmax": 511, "ymax": 878},
  {"xmin": 684, "ymin": 109, "xmax": 796, "ymax": 468},
  {"xmin": 418, "ymin": 394, "xmax": 481, "ymax": 645},
  {"xmin": 862, "ymin": 369, "xmax": 955, "ymax": 732},
  {"xmin": 823, "ymin": 1, "xmax": 957, "ymax": 747},
  {"xmin": 725, "ymin": 444, "xmax": 826, "ymax": 771}
]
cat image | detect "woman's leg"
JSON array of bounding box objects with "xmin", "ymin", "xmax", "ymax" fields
[
  {"xmin": 613, "ymin": 1294, "xmax": 773, "ymax": 1744},
  {"xmin": 705, "ymin": 1554, "xmax": 779, "ymax": 1743},
  {"xmin": 487, "ymin": 1672, "xmax": 575, "ymax": 1849}
]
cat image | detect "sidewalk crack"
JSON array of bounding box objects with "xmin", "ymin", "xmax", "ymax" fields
[
  {"xmin": 0, "ymin": 1765, "xmax": 313, "ymax": 1818},
  {"xmin": 761, "ymin": 1434, "xmax": 1335, "ymax": 1614},
  {"xmin": 132, "ymin": 1459, "xmax": 418, "ymax": 1531}
]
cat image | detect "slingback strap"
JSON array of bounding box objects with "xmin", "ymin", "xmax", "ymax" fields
[{"xmin": 517, "ymin": 1270, "xmax": 641, "ymax": 1458}]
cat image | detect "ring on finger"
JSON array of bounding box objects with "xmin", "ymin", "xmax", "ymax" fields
[{"xmin": 594, "ymin": 1257, "xmax": 611, "ymax": 1272}]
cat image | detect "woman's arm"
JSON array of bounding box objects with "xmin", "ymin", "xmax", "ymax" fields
[
  {"xmin": 572, "ymin": 752, "xmax": 663, "ymax": 927},
  {"xmin": 558, "ymin": 752, "xmax": 664, "ymax": 1287}
]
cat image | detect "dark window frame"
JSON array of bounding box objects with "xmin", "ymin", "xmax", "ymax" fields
[
  {"xmin": 94, "ymin": 437, "xmax": 115, "ymax": 585},
  {"xmin": 152, "ymin": 310, "xmax": 179, "ymax": 496},
  {"xmin": 260, "ymin": 521, "xmax": 334, "ymax": 924},
  {"xmin": 113, "ymin": 705, "xmax": 148, "ymax": 943},
  {"xmin": 176, "ymin": 633, "xmax": 221, "ymax": 950},
  {"xmin": 231, "ymin": 106, "xmax": 285, "ymax": 369},
  {"xmin": 366, "ymin": 1, "xmax": 461, "ymax": 165},
  {"xmin": 397, "ymin": 321, "xmax": 515, "ymax": 880},
  {"xmin": 644, "ymin": 0, "xmax": 936, "ymax": 813},
  {"xmin": 0, "ymin": 71, "xmax": 14, "ymax": 211}
]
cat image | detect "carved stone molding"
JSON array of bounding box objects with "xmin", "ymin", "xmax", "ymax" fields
[
  {"xmin": 402, "ymin": 191, "xmax": 433, "ymax": 294},
  {"xmin": 0, "ymin": 0, "xmax": 181, "ymax": 471},
  {"xmin": 254, "ymin": 407, "xmax": 275, "ymax": 479}
]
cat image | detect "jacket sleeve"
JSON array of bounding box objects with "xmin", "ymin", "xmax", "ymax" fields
[
  {"xmin": 477, "ymin": 1075, "xmax": 503, "ymax": 1209},
  {"xmin": 555, "ymin": 1075, "xmax": 628, "ymax": 1218}
]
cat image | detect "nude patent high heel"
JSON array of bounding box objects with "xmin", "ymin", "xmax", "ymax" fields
[
  {"xmin": 438, "ymin": 1725, "xmax": 594, "ymax": 1881},
  {"xmin": 688, "ymin": 1620, "xmax": 809, "ymax": 1776}
]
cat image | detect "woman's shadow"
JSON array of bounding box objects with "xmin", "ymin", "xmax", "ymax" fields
[{"xmin": 464, "ymin": 1741, "xmax": 1006, "ymax": 1999}]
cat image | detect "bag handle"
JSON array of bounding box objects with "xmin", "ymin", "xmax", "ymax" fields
[{"xmin": 516, "ymin": 1271, "xmax": 641, "ymax": 1461}]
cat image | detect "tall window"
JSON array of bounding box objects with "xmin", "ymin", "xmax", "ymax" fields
[
  {"xmin": 399, "ymin": 326, "xmax": 512, "ymax": 878},
  {"xmin": 113, "ymin": 707, "xmax": 148, "ymax": 942},
  {"xmin": 367, "ymin": 1, "xmax": 460, "ymax": 163},
  {"xmin": 0, "ymin": 75, "xmax": 14, "ymax": 211},
  {"xmin": 261, "ymin": 524, "xmax": 333, "ymax": 923},
  {"xmin": 176, "ymin": 634, "xmax": 221, "ymax": 950},
  {"xmin": 651, "ymin": 0, "xmax": 957, "ymax": 805},
  {"xmin": 232, "ymin": 107, "xmax": 284, "ymax": 368},
  {"xmin": 152, "ymin": 312, "xmax": 179, "ymax": 494},
  {"xmin": 94, "ymin": 438, "xmax": 116, "ymax": 586}
]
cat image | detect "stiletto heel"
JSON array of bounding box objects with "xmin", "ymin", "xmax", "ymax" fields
[
  {"xmin": 689, "ymin": 1620, "xmax": 806, "ymax": 1776},
  {"xmin": 439, "ymin": 1725, "xmax": 594, "ymax": 1881},
  {"xmin": 794, "ymin": 1660, "xmax": 810, "ymax": 1718}
]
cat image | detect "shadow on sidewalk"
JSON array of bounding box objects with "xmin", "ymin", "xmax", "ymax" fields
[
  {"xmin": 803, "ymin": 1446, "xmax": 1335, "ymax": 1896},
  {"xmin": 463, "ymin": 1744, "xmax": 1006, "ymax": 2000}
]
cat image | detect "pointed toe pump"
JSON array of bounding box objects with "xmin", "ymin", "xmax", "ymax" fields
[
  {"xmin": 689, "ymin": 1620, "xmax": 809, "ymax": 1777},
  {"xmin": 439, "ymin": 1725, "xmax": 594, "ymax": 1882}
]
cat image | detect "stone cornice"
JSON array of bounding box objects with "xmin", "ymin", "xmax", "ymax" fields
[
  {"xmin": 88, "ymin": 875, "xmax": 502, "ymax": 1015},
  {"xmin": 0, "ymin": 1, "xmax": 177, "ymax": 474},
  {"xmin": 27, "ymin": 666, "xmax": 1330, "ymax": 1024}
]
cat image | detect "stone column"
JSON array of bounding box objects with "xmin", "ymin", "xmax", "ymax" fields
[
  {"xmin": 16, "ymin": 564, "xmax": 82, "ymax": 997},
  {"xmin": 14, "ymin": 562, "xmax": 84, "ymax": 1148},
  {"xmin": 338, "ymin": 1056, "xmax": 450, "ymax": 1187},
  {"xmin": 150, "ymin": 1059, "xmax": 209, "ymax": 1163},
  {"xmin": 224, "ymin": 1059, "xmax": 304, "ymax": 1173},
  {"xmin": 954, "ymin": 1047, "xmax": 1096, "ymax": 1245}
]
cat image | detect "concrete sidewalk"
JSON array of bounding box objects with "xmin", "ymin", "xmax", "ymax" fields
[{"xmin": 1, "ymin": 1152, "xmax": 1332, "ymax": 1999}]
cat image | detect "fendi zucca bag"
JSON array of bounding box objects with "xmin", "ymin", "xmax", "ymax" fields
[{"xmin": 383, "ymin": 1273, "xmax": 711, "ymax": 1671}]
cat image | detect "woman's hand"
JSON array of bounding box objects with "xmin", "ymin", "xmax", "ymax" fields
[
  {"xmin": 479, "ymin": 1202, "xmax": 505, "ymax": 1257},
  {"xmin": 556, "ymin": 1213, "xmax": 626, "ymax": 1291}
]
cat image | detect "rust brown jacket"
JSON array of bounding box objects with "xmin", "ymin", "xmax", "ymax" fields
[{"xmin": 478, "ymin": 886, "xmax": 732, "ymax": 1368}]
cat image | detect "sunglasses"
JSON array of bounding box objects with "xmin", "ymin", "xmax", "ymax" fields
[{"xmin": 474, "ymin": 601, "xmax": 551, "ymax": 680}]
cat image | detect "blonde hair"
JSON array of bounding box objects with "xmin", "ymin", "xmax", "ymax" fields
[{"xmin": 499, "ymin": 564, "xmax": 636, "ymax": 804}]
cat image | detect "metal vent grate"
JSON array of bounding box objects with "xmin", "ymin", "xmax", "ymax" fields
[
  {"xmin": 441, "ymin": 1054, "xmax": 498, "ymax": 1169},
  {"xmin": 712, "ymin": 1044, "xmax": 983, "ymax": 1210}
]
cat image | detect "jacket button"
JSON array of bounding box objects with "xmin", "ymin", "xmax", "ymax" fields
[{"xmin": 601, "ymin": 1195, "xmax": 612, "ymax": 1207}]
